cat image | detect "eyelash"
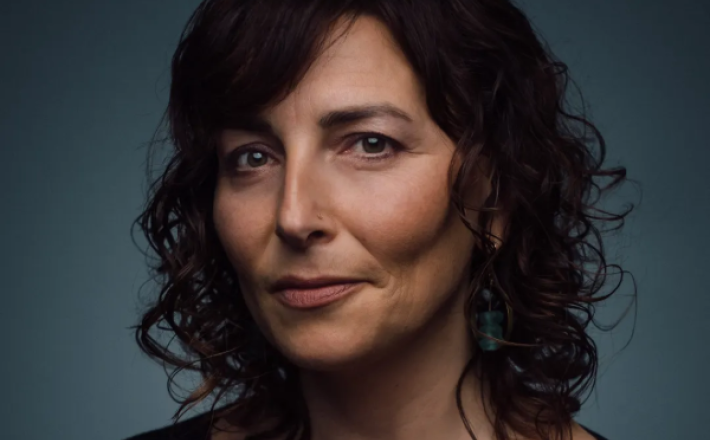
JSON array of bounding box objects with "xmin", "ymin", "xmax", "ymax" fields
[{"xmin": 229, "ymin": 132, "xmax": 401, "ymax": 172}]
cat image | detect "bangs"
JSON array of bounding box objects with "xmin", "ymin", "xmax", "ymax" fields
[{"xmin": 171, "ymin": 1, "xmax": 369, "ymax": 135}]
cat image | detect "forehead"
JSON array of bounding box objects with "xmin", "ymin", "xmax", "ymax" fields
[{"xmin": 266, "ymin": 15, "xmax": 427, "ymax": 124}]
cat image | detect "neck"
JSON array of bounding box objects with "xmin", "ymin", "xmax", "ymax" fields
[{"xmin": 298, "ymin": 302, "xmax": 496, "ymax": 440}]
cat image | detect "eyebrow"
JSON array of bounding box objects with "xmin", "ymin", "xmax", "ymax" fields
[
  {"xmin": 318, "ymin": 104, "xmax": 414, "ymax": 128},
  {"xmin": 230, "ymin": 104, "xmax": 414, "ymax": 136}
]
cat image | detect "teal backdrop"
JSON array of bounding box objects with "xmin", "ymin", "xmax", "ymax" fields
[{"xmin": 1, "ymin": 1, "xmax": 708, "ymax": 439}]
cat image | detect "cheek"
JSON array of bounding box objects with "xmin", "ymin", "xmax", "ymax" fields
[
  {"xmin": 212, "ymin": 185, "xmax": 274, "ymax": 284},
  {"xmin": 339, "ymin": 156, "xmax": 475, "ymax": 321},
  {"xmin": 343, "ymin": 159, "xmax": 455, "ymax": 267}
]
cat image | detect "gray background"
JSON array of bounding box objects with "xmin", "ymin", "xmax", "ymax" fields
[{"xmin": 1, "ymin": 0, "xmax": 707, "ymax": 439}]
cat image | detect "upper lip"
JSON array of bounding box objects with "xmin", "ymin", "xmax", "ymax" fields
[{"xmin": 270, "ymin": 275, "xmax": 362, "ymax": 292}]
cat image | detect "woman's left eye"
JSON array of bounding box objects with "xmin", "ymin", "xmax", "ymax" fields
[{"xmin": 349, "ymin": 134, "xmax": 400, "ymax": 161}]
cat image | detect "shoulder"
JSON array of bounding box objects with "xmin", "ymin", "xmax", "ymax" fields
[
  {"xmin": 123, "ymin": 411, "xmax": 214, "ymax": 440},
  {"xmin": 125, "ymin": 413, "xmax": 606, "ymax": 440},
  {"xmin": 123, "ymin": 408, "xmax": 279, "ymax": 440},
  {"xmin": 573, "ymin": 421, "xmax": 610, "ymax": 440}
]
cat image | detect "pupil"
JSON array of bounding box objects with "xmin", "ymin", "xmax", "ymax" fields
[
  {"xmin": 248, "ymin": 152, "xmax": 266, "ymax": 167},
  {"xmin": 364, "ymin": 137, "xmax": 384, "ymax": 153}
]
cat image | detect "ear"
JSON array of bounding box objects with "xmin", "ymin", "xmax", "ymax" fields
[{"xmin": 452, "ymin": 150, "xmax": 509, "ymax": 249}]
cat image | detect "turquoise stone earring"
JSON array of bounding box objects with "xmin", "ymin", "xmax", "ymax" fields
[
  {"xmin": 478, "ymin": 308, "xmax": 505, "ymax": 352},
  {"xmin": 475, "ymin": 247, "xmax": 514, "ymax": 351}
]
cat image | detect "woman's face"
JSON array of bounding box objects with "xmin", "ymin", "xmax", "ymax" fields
[{"xmin": 213, "ymin": 16, "xmax": 487, "ymax": 371}]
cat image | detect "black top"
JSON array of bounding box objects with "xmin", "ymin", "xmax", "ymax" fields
[{"xmin": 126, "ymin": 410, "xmax": 609, "ymax": 440}]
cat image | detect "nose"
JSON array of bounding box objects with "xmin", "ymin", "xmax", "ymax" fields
[{"xmin": 275, "ymin": 150, "xmax": 333, "ymax": 249}]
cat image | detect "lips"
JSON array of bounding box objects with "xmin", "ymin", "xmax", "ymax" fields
[{"xmin": 270, "ymin": 277, "xmax": 364, "ymax": 309}]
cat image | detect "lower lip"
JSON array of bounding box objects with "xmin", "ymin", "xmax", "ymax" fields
[{"xmin": 274, "ymin": 282, "xmax": 363, "ymax": 309}]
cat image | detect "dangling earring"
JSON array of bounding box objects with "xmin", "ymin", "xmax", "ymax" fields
[{"xmin": 474, "ymin": 247, "xmax": 514, "ymax": 352}]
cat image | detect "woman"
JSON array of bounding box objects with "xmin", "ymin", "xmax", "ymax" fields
[{"xmin": 128, "ymin": 0, "xmax": 632, "ymax": 439}]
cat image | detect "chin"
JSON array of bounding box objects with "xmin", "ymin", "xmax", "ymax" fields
[{"xmin": 268, "ymin": 321, "xmax": 383, "ymax": 373}]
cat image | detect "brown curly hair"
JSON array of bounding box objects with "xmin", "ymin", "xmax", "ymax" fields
[{"xmin": 131, "ymin": 1, "xmax": 636, "ymax": 439}]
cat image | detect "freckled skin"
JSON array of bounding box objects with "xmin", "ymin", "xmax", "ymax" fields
[{"xmin": 212, "ymin": 16, "xmax": 488, "ymax": 372}]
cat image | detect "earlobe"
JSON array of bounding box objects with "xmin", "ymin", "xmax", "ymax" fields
[
  {"xmin": 484, "ymin": 169, "xmax": 509, "ymax": 248},
  {"xmin": 486, "ymin": 209, "xmax": 509, "ymax": 250},
  {"xmin": 454, "ymin": 152, "xmax": 492, "ymax": 214},
  {"xmin": 452, "ymin": 150, "xmax": 491, "ymax": 209},
  {"xmin": 454, "ymin": 151, "xmax": 509, "ymax": 249}
]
